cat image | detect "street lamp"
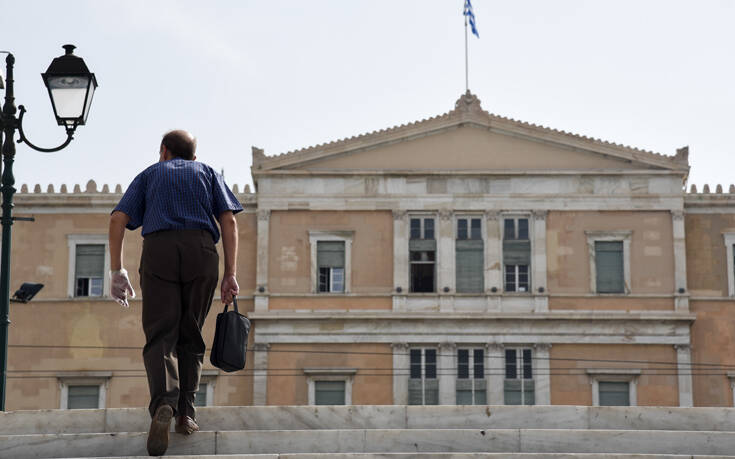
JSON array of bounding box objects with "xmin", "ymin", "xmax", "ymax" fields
[{"xmin": 0, "ymin": 45, "xmax": 98, "ymax": 411}]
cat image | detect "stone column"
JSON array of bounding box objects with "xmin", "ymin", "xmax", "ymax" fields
[
  {"xmin": 255, "ymin": 210, "xmax": 271, "ymax": 311},
  {"xmin": 485, "ymin": 212, "xmax": 501, "ymax": 311},
  {"xmin": 391, "ymin": 342, "xmax": 409, "ymax": 405},
  {"xmin": 252, "ymin": 342, "xmax": 270, "ymax": 405},
  {"xmin": 393, "ymin": 211, "xmax": 408, "ymax": 311},
  {"xmin": 486, "ymin": 342, "xmax": 505, "ymax": 405},
  {"xmin": 672, "ymin": 211, "xmax": 690, "ymax": 312},
  {"xmin": 438, "ymin": 342, "xmax": 456, "ymax": 405},
  {"xmin": 675, "ymin": 344, "xmax": 694, "ymax": 407},
  {"xmin": 438, "ymin": 210, "xmax": 455, "ymax": 312},
  {"xmin": 532, "ymin": 211, "xmax": 548, "ymax": 312},
  {"xmin": 533, "ymin": 343, "xmax": 552, "ymax": 405}
]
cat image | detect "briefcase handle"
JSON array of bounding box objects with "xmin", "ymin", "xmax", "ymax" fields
[{"xmin": 223, "ymin": 296, "xmax": 239, "ymax": 313}]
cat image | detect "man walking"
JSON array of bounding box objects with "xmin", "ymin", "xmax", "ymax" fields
[{"xmin": 108, "ymin": 130, "xmax": 242, "ymax": 456}]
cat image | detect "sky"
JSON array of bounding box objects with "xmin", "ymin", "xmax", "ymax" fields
[{"xmin": 1, "ymin": 0, "xmax": 733, "ymax": 193}]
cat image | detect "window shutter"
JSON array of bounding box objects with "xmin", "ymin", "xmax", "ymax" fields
[
  {"xmin": 456, "ymin": 239, "xmax": 484, "ymax": 293},
  {"xmin": 409, "ymin": 239, "xmax": 436, "ymax": 252},
  {"xmin": 194, "ymin": 383, "xmax": 208, "ymax": 407},
  {"xmin": 67, "ymin": 385, "xmax": 100, "ymax": 409},
  {"xmin": 595, "ymin": 241, "xmax": 624, "ymax": 293},
  {"xmin": 408, "ymin": 380, "xmax": 423, "ymax": 405},
  {"xmin": 317, "ymin": 241, "xmax": 345, "ymax": 268},
  {"xmin": 314, "ymin": 381, "xmax": 346, "ymax": 405},
  {"xmin": 504, "ymin": 379, "xmax": 522, "ymax": 405},
  {"xmin": 502, "ymin": 240, "xmax": 530, "ymax": 265},
  {"xmin": 75, "ymin": 245, "xmax": 105, "ymax": 278},
  {"xmin": 599, "ymin": 381, "xmax": 630, "ymax": 406},
  {"xmin": 424, "ymin": 379, "xmax": 439, "ymax": 405}
]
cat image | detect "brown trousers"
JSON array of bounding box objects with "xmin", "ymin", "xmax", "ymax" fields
[{"xmin": 139, "ymin": 229, "xmax": 219, "ymax": 418}]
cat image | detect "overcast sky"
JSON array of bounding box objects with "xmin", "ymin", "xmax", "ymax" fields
[{"xmin": 2, "ymin": 0, "xmax": 733, "ymax": 193}]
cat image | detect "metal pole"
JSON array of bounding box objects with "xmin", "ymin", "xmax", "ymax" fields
[
  {"xmin": 464, "ymin": 12, "xmax": 469, "ymax": 92},
  {"xmin": 0, "ymin": 53, "xmax": 16, "ymax": 411}
]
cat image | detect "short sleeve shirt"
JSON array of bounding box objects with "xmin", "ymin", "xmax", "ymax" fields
[{"xmin": 113, "ymin": 159, "xmax": 243, "ymax": 243}]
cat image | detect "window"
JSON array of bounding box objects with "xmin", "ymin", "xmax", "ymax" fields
[
  {"xmin": 504, "ymin": 348, "xmax": 534, "ymax": 405},
  {"xmin": 724, "ymin": 233, "xmax": 735, "ymax": 296},
  {"xmin": 503, "ymin": 218, "xmax": 530, "ymax": 293},
  {"xmin": 58, "ymin": 372, "xmax": 110, "ymax": 409},
  {"xmin": 409, "ymin": 348, "xmax": 438, "ymax": 405},
  {"xmin": 75, "ymin": 245, "xmax": 105, "ymax": 296},
  {"xmin": 456, "ymin": 217, "xmax": 484, "ymax": 293},
  {"xmin": 67, "ymin": 235, "xmax": 110, "ymax": 298},
  {"xmin": 410, "ymin": 217, "xmax": 436, "ymax": 293},
  {"xmin": 456, "ymin": 348, "xmax": 486, "ymax": 405},
  {"xmin": 304, "ymin": 368, "xmax": 355, "ymax": 405},
  {"xmin": 598, "ymin": 382, "xmax": 630, "ymax": 406},
  {"xmin": 315, "ymin": 381, "xmax": 346, "ymax": 405},
  {"xmin": 308, "ymin": 231, "xmax": 353, "ymax": 294},
  {"xmin": 587, "ymin": 369, "xmax": 639, "ymax": 406},
  {"xmin": 68, "ymin": 385, "xmax": 100, "ymax": 409},
  {"xmin": 595, "ymin": 241, "xmax": 624, "ymax": 293},
  {"xmin": 317, "ymin": 241, "xmax": 345, "ymax": 293},
  {"xmin": 586, "ymin": 231, "xmax": 632, "ymax": 294}
]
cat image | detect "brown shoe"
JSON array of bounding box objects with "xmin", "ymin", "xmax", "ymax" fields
[
  {"xmin": 147, "ymin": 404, "xmax": 173, "ymax": 456},
  {"xmin": 175, "ymin": 415, "xmax": 200, "ymax": 435}
]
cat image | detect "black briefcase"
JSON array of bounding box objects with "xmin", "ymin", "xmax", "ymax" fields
[{"xmin": 210, "ymin": 297, "xmax": 251, "ymax": 372}]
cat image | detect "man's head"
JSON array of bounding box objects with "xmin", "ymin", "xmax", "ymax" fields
[{"xmin": 160, "ymin": 130, "xmax": 197, "ymax": 161}]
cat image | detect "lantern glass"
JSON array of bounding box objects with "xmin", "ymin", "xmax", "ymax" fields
[{"xmin": 46, "ymin": 75, "xmax": 93, "ymax": 125}]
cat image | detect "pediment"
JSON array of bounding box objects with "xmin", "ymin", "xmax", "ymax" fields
[{"xmin": 252, "ymin": 92, "xmax": 689, "ymax": 176}]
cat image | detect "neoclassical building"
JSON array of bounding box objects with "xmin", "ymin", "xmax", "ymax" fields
[{"xmin": 6, "ymin": 92, "xmax": 735, "ymax": 411}]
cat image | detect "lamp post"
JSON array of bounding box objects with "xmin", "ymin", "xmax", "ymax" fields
[{"xmin": 0, "ymin": 45, "xmax": 98, "ymax": 411}]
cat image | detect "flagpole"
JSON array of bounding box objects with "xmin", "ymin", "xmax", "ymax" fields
[{"xmin": 464, "ymin": 9, "xmax": 469, "ymax": 92}]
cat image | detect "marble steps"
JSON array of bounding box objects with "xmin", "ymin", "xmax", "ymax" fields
[
  {"xmin": 3, "ymin": 428, "xmax": 735, "ymax": 458},
  {"xmin": 59, "ymin": 455, "xmax": 735, "ymax": 459},
  {"xmin": 4, "ymin": 405, "xmax": 735, "ymax": 435}
]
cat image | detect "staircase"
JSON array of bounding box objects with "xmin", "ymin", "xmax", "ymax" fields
[{"xmin": 2, "ymin": 405, "xmax": 735, "ymax": 458}]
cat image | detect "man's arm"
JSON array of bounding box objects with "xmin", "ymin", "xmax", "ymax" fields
[
  {"xmin": 109, "ymin": 211, "xmax": 130, "ymax": 271},
  {"xmin": 108, "ymin": 210, "xmax": 135, "ymax": 307},
  {"xmin": 218, "ymin": 210, "xmax": 239, "ymax": 303}
]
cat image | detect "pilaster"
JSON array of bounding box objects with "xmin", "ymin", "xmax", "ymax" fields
[
  {"xmin": 438, "ymin": 342, "xmax": 456, "ymax": 405},
  {"xmin": 675, "ymin": 343, "xmax": 694, "ymax": 407},
  {"xmin": 533, "ymin": 343, "xmax": 552, "ymax": 405},
  {"xmin": 486, "ymin": 342, "xmax": 505, "ymax": 405},
  {"xmin": 391, "ymin": 342, "xmax": 409, "ymax": 405},
  {"xmin": 438, "ymin": 210, "xmax": 455, "ymax": 298},
  {"xmin": 672, "ymin": 211, "xmax": 689, "ymax": 312},
  {"xmin": 393, "ymin": 210, "xmax": 408, "ymax": 310},
  {"xmin": 252, "ymin": 342, "xmax": 270, "ymax": 405},
  {"xmin": 532, "ymin": 211, "xmax": 549, "ymax": 312},
  {"xmin": 255, "ymin": 209, "xmax": 271, "ymax": 311},
  {"xmin": 485, "ymin": 211, "xmax": 502, "ymax": 303}
]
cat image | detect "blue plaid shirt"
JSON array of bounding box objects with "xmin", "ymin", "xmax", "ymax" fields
[{"xmin": 113, "ymin": 159, "xmax": 243, "ymax": 243}]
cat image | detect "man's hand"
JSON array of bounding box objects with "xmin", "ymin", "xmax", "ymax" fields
[
  {"xmin": 110, "ymin": 269, "xmax": 136, "ymax": 308},
  {"xmin": 221, "ymin": 274, "xmax": 239, "ymax": 304}
]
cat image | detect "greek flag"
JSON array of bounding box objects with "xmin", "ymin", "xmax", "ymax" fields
[{"xmin": 464, "ymin": 0, "xmax": 479, "ymax": 38}]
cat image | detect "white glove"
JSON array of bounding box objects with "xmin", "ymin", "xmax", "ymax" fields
[{"xmin": 110, "ymin": 269, "xmax": 135, "ymax": 308}]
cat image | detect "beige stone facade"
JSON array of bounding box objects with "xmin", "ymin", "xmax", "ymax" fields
[{"xmin": 5, "ymin": 92, "xmax": 735, "ymax": 411}]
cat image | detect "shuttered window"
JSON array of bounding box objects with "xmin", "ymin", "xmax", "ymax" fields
[
  {"xmin": 67, "ymin": 385, "xmax": 100, "ymax": 409},
  {"xmin": 595, "ymin": 241, "xmax": 624, "ymax": 293},
  {"xmin": 317, "ymin": 241, "xmax": 345, "ymax": 293},
  {"xmin": 315, "ymin": 381, "xmax": 346, "ymax": 405},
  {"xmin": 456, "ymin": 218, "xmax": 484, "ymax": 293},
  {"xmin": 456, "ymin": 348, "xmax": 486, "ymax": 405},
  {"xmin": 504, "ymin": 348, "xmax": 534, "ymax": 405},
  {"xmin": 75, "ymin": 244, "xmax": 105, "ymax": 297},
  {"xmin": 599, "ymin": 381, "xmax": 630, "ymax": 406},
  {"xmin": 194, "ymin": 383, "xmax": 208, "ymax": 407},
  {"xmin": 503, "ymin": 218, "xmax": 530, "ymax": 293},
  {"xmin": 408, "ymin": 348, "xmax": 438, "ymax": 405}
]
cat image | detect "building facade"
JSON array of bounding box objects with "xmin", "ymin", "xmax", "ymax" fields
[{"xmin": 6, "ymin": 92, "xmax": 735, "ymax": 411}]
